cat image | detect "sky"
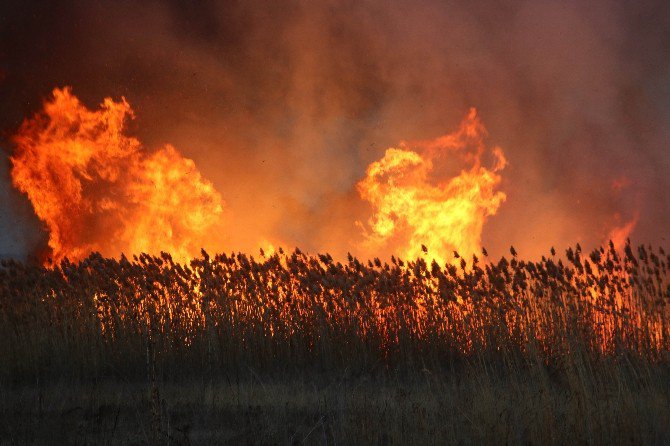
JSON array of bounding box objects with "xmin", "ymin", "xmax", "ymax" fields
[{"xmin": 1, "ymin": 0, "xmax": 669, "ymax": 260}]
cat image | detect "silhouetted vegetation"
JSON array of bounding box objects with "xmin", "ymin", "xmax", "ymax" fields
[{"xmin": 0, "ymin": 241, "xmax": 668, "ymax": 444}]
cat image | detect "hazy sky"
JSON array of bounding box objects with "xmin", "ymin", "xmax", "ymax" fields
[{"xmin": 1, "ymin": 0, "xmax": 669, "ymax": 260}]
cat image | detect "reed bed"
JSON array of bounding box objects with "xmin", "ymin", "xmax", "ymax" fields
[
  {"xmin": 0, "ymin": 242, "xmax": 669, "ymax": 444},
  {"xmin": 0, "ymin": 241, "xmax": 667, "ymax": 381}
]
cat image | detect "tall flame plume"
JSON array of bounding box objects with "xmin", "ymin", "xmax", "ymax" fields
[
  {"xmin": 357, "ymin": 108, "xmax": 506, "ymax": 264},
  {"xmin": 10, "ymin": 88, "xmax": 225, "ymax": 264}
]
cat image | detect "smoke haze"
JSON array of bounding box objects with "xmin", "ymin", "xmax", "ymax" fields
[{"xmin": 1, "ymin": 0, "xmax": 669, "ymax": 260}]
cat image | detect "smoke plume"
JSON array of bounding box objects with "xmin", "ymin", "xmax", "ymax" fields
[{"xmin": 1, "ymin": 0, "xmax": 669, "ymax": 260}]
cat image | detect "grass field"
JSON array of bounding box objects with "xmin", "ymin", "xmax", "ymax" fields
[{"xmin": 0, "ymin": 242, "xmax": 668, "ymax": 444}]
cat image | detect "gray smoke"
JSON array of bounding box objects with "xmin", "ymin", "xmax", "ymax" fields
[
  {"xmin": 1, "ymin": 0, "xmax": 669, "ymax": 260},
  {"xmin": 0, "ymin": 154, "xmax": 44, "ymax": 260}
]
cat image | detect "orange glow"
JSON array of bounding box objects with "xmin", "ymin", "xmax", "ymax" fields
[
  {"xmin": 4, "ymin": 89, "xmax": 666, "ymax": 359},
  {"xmin": 357, "ymin": 108, "xmax": 506, "ymax": 264},
  {"xmin": 608, "ymin": 213, "xmax": 638, "ymax": 249},
  {"xmin": 10, "ymin": 87, "xmax": 224, "ymax": 264}
]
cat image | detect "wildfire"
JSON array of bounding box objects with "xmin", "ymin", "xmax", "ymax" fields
[
  {"xmin": 10, "ymin": 87, "xmax": 225, "ymax": 264},
  {"xmin": 357, "ymin": 108, "xmax": 506, "ymax": 264},
  {"xmin": 608, "ymin": 214, "xmax": 638, "ymax": 249},
  {"xmin": 3, "ymin": 90, "xmax": 666, "ymax": 361}
]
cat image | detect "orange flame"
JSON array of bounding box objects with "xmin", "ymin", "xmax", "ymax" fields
[
  {"xmin": 10, "ymin": 87, "xmax": 224, "ymax": 264},
  {"xmin": 607, "ymin": 213, "xmax": 638, "ymax": 249},
  {"xmin": 357, "ymin": 108, "xmax": 506, "ymax": 264}
]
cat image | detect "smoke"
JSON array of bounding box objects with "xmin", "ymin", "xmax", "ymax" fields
[
  {"xmin": 1, "ymin": 0, "xmax": 669, "ymax": 260},
  {"xmin": 0, "ymin": 156, "xmax": 44, "ymax": 259}
]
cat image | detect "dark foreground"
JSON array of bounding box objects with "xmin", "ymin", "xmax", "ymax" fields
[
  {"xmin": 0, "ymin": 245, "xmax": 668, "ymax": 444},
  {"xmin": 2, "ymin": 361, "xmax": 669, "ymax": 445}
]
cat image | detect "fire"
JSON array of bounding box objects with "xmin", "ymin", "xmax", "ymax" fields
[
  {"xmin": 357, "ymin": 108, "xmax": 506, "ymax": 264},
  {"xmin": 10, "ymin": 87, "xmax": 225, "ymax": 264},
  {"xmin": 607, "ymin": 213, "xmax": 638, "ymax": 249}
]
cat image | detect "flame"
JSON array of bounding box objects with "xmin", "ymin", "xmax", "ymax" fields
[
  {"xmin": 607, "ymin": 213, "xmax": 638, "ymax": 249},
  {"xmin": 606, "ymin": 177, "xmax": 638, "ymax": 249},
  {"xmin": 10, "ymin": 87, "xmax": 224, "ymax": 264},
  {"xmin": 357, "ymin": 108, "xmax": 506, "ymax": 264},
  {"xmin": 257, "ymin": 238, "xmax": 286, "ymax": 257}
]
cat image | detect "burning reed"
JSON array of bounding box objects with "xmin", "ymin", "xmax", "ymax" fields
[
  {"xmin": 0, "ymin": 242, "xmax": 668, "ymax": 444},
  {"xmin": 0, "ymin": 241, "xmax": 667, "ymax": 380}
]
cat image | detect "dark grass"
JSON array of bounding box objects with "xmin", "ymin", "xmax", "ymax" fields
[{"xmin": 0, "ymin": 242, "xmax": 668, "ymax": 444}]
